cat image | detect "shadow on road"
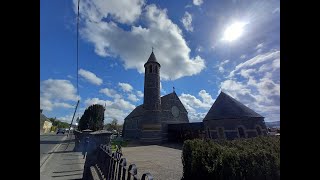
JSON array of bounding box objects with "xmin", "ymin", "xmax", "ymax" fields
[
  {"xmin": 53, "ymin": 169, "xmax": 83, "ymax": 173},
  {"xmin": 48, "ymin": 150, "xmax": 75, "ymax": 154},
  {"xmin": 40, "ymin": 139, "xmax": 74, "ymax": 144},
  {"xmin": 51, "ymin": 173, "xmax": 83, "ymax": 178}
]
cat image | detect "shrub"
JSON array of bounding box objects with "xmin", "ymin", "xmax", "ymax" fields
[{"xmin": 182, "ymin": 136, "xmax": 280, "ymax": 180}]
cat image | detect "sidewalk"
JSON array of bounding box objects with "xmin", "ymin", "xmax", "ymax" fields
[{"xmin": 40, "ymin": 135, "xmax": 86, "ymax": 180}]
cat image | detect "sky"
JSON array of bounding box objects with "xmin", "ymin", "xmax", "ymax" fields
[{"xmin": 40, "ymin": 0, "xmax": 280, "ymax": 124}]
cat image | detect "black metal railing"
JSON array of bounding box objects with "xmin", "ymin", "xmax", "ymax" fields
[{"xmin": 96, "ymin": 144, "xmax": 153, "ymax": 180}]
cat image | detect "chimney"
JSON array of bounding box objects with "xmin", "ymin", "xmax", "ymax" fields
[{"xmin": 40, "ymin": 109, "xmax": 43, "ymax": 114}]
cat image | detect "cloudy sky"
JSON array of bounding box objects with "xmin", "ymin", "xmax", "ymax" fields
[{"xmin": 40, "ymin": 0, "xmax": 280, "ymax": 124}]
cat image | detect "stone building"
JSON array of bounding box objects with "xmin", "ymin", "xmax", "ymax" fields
[
  {"xmin": 123, "ymin": 51, "xmax": 189, "ymax": 143},
  {"xmin": 203, "ymin": 91, "xmax": 267, "ymax": 140}
]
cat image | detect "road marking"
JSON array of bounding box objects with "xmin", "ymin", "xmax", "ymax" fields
[{"xmin": 40, "ymin": 135, "xmax": 68, "ymax": 172}]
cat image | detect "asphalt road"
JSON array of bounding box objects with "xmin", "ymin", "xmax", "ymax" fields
[{"xmin": 40, "ymin": 134, "xmax": 66, "ymax": 162}]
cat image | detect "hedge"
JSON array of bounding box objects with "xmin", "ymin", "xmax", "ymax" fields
[{"xmin": 182, "ymin": 136, "xmax": 280, "ymax": 180}]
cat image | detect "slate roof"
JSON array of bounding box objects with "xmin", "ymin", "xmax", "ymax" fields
[
  {"xmin": 124, "ymin": 92, "xmax": 188, "ymax": 120},
  {"xmin": 161, "ymin": 92, "xmax": 188, "ymax": 113},
  {"xmin": 125, "ymin": 105, "xmax": 145, "ymax": 119},
  {"xmin": 144, "ymin": 52, "xmax": 160, "ymax": 67},
  {"xmin": 203, "ymin": 91, "xmax": 263, "ymax": 121}
]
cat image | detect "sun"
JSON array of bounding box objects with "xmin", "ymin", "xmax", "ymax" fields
[{"xmin": 222, "ymin": 22, "xmax": 248, "ymax": 42}]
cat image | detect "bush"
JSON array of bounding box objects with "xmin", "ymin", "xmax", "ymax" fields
[{"xmin": 182, "ymin": 136, "xmax": 280, "ymax": 180}]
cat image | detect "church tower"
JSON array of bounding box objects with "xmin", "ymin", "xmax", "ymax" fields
[{"xmin": 144, "ymin": 50, "xmax": 161, "ymax": 110}]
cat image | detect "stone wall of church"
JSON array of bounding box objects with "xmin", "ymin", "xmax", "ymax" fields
[{"xmin": 204, "ymin": 117, "xmax": 267, "ymax": 140}]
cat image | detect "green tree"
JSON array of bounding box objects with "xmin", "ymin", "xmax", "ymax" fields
[
  {"xmin": 78, "ymin": 104, "xmax": 105, "ymax": 131},
  {"xmin": 104, "ymin": 119, "xmax": 123, "ymax": 132}
]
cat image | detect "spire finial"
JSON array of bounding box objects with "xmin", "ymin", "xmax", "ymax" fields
[
  {"xmin": 152, "ymin": 46, "xmax": 154, "ymax": 52},
  {"xmin": 173, "ymin": 86, "xmax": 175, "ymax": 92}
]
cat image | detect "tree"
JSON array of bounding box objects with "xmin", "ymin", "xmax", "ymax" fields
[
  {"xmin": 104, "ymin": 119, "xmax": 123, "ymax": 132},
  {"xmin": 78, "ymin": 104, "xmax": 105, "ymax": 131}
]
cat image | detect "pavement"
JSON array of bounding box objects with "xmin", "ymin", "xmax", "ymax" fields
[
  {"xmin": 40, "ymin": 134, "xmax": 85, "ymax": 180},
  {"xmin": 122, "ymin": 144, "xmax": 183, "ymax": 180}
]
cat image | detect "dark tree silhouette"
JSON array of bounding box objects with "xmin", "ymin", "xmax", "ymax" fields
[{"xmin": 78, "ymin": 104, "xmax": 105, "ymax": 131}]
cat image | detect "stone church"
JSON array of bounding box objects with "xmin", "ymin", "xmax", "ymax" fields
[
  {"xmin": 122, "ymin": 51, "xmax": 189, "ymax": 144},
  {"xmin": 123, "ymin": 51, "xmax": 267, "ymax": 143}
]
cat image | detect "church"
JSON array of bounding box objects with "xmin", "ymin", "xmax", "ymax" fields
[
  {"xmin": 122, "ymin": 51, "xmax": 189, "ymax": 144},
  {"xmin": 123, "ymin": 51, "xmax": 267, "ymax": 144}
]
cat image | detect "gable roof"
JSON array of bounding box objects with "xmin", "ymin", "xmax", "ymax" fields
[
  {"xmin": 124, "ymin": 91, "xmax": 189, "ymax": 120},
  {"xmin": 161, "ymin": 92, "xmax": 188, "ymax": 113},
  {"xmin": 125, "ymin": 105, "xmax": 145, "ymax": 119},
  {"xmin": 203, "ymin": 91, "xmax": 263, "ymax": 121}
]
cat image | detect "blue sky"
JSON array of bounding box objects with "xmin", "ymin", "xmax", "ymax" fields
[{"xmin": 40, "ymin": 0, "xmax": 280, "ymax": 124}]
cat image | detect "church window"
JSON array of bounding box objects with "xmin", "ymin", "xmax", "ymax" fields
[
  {"xmin": 218, "ymin": 127, "xmax": 225, "ymax": 139},
  {"xmin": 238, "ymin": 127, "xmax": 246, "ymax": 138},
  {"xmin": 149, "ymin": 65, "xmax": 153, "ymax": 73},
  {"xmin": 256, "ymin": 126, "xmax": 262, "ymax": 136}
]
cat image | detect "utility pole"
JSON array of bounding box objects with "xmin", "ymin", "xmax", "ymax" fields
[{"xmin": 68, "ymin": 100, "xmax": 80, "ymax": 137}]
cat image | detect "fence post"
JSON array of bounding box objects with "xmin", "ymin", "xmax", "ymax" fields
[
  {"xmin": 142, "ymin": 173, "xmax": 154, "ymax": 180},
  {"xmin": 127, "ymin": 164, "xmax": 137, "ymax": 180}
]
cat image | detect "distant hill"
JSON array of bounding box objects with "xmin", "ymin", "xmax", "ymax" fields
[{"xmin": 265, "ymin": 121, "xmax": 280, "ymax": 128}]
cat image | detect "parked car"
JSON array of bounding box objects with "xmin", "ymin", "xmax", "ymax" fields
[{"xmin": 56, "ymin": 128, "xmax": 65, "ymax": 134}]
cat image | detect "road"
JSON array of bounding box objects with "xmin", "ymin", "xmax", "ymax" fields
[{"xmin": 40, "ymin": 134, "xmax": 66, "ymax": 164}]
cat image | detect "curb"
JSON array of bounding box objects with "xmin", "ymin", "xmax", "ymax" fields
[{"xmin": 40, "ymin": 135, "xmax": 68, "ymax": 172}]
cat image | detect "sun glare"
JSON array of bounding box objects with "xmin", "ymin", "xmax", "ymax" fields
[{"xmin": 222, "ymin": 22, "xmax": 247, "ymax": 42}]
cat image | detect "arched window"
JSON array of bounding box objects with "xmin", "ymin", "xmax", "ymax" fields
[
  {"xmin": 256, "ymin": 126, "xmax": 262, "ymax": 136},
  {"xmin": 218, "ymin": 127, "xmax": 225, "ymax": 139},
  {"xmin": 207, "ymin": 128, "xmax": 211, "ymax": 139},
  {"xmin": 238, "ymin": 127, "xmax": 246, "ymax": 138},
  {"xmin": 149, "ymin": 65, "xmax": 153, "ymax": 73}
]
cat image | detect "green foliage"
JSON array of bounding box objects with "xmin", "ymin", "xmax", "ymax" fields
[
  {"xmin": 48, "ymin": 118, "xmax": 69, "ymax": 128},
  {"xmin": 104, "ymin": 119, "xmax": 123, "ymax": 132},
  {"xmin": 182, "ymin": 136, "xmax": 280, "ymax": 180},
  {"xmin": 78, "ymin": 104, "xmax": 105, "ymax": 131}
]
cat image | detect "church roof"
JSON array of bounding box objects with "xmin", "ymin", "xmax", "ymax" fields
[
  {"xmin": 144, "ymin": 52, "xmax": 160, "ymax": 67},
  {"xmin": 203, "ymin": 91, "xmax": 263, "ymax": 121},
  {"xmin": 161, "ymin": 92, "xmax": 188, "ymax": 113},
  {"xmin": 125, "ymin": 105, "xmax": 145, "ymax": 119},
  {"xmin": 124, "ymin": 92, "xmax": 188, "ymax": 120}
]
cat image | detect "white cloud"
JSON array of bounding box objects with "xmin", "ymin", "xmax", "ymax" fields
[
  {"xmin": 198, "ymin": 90, "xmax": 214, "ymax": 105},
  {"xmin": 136, "ymin": 91, "xmax": 144, "ymax": 98},
  {"xmin": 76, "ymin": 2, "xmax": 205, "ymax": 80},
  {"xmin": 128, "ymin": 94, "xmax": 139, "ymax": 102},
  {"xmin": 196, "ymin": 46, "xmax": 203, "ymax": 52},
  {"xmin": 240, "ymin": 55, "xmax": 246, "ymax": 59},
  {"xmin": 256, "ymin": 43, "xmax": 263, "ymax": 49},
  {"xmin": 220, "ymin": 50, "xmax": 280, "ymax": 121},
  {"xmin": 53, "ymin": 102, "xmax": 74, "ymax": 109},
  {"xmin": 84, "ymin": 97, "xmax": 136, "ymax": 124},
  {"xmin": 40, "ymin": 79, "xmax": 79, "ymax": 111},
  {"xmin": 228, "ymin": 50, "xmax": 280, "ymax": 77},
  {"xmin": 193, "ymin": 0, "xmax": 203, "ymax": 6},
  {"xmin": 273, "ymin": 8, "xmax": 280, "ymax": 14},
  {"xmin": 179, "ymin": 90, "xmax": 214, "ymax": 122},
  {"xmin": 181, "ymin": 12, "xmax": 193, "ymax": 32},
  {"xmin": 217, "ymin": 60, "xmax": 230, "ymax": 73},
  {"xmin": 99, "ymin": 88, "xmax": 121, "ymax": 99},
  {"xmin": 74, "ymin": 0, "xmax": 145, "ymax": 25},
  {"xmin": 118, "ymin": 82, "xmax": 133, "ymax": 92},
  {"xmin": 78, "ymin": 69, "xmax": 103, "ymax": 85},
  {"xmin": 239, "ymin": 68, "xmax": 256, "ymax": 79}
]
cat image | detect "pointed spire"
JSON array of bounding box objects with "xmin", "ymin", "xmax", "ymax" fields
[{"xmin": 173, "ymin": 86, "xmax": 175, "ymax": 92}]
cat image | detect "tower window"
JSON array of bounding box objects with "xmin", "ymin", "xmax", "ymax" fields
[
  {"xmin": 149, "ymin": 65, "xmax": 153, "ymax": 73},
  {"xmin": 238, "ymin": 127, "xmax": 246, "ymax": 138}
]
